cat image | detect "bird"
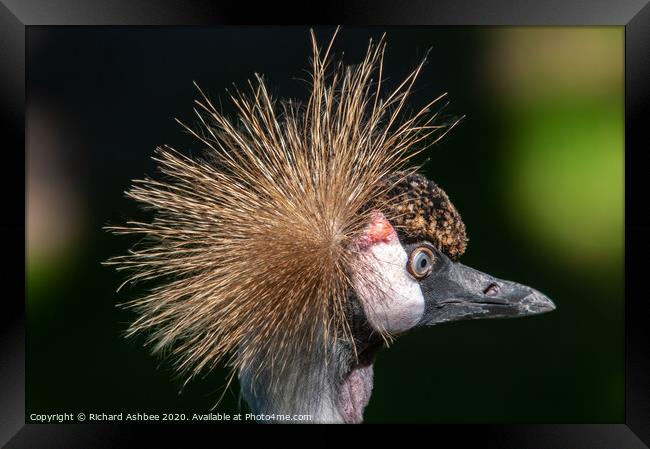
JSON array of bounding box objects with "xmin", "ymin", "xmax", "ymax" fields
[{"xmin": 105, "ymin": 28, "xmax": 555, "ymax": 424}]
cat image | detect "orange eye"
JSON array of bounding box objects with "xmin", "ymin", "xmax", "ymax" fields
[{"xmin": 407, "ymin": 246, "xmax": 434, "ymax": 280}]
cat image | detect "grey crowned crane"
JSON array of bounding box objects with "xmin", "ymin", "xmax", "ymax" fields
[{"xmin": 106, "ymin": 29, "xmax": 555, "ymax": 424}]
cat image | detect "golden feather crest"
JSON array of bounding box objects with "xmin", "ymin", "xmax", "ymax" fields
[{"xmin": 105, "ymin": 28, "xmax": 455, "ymax": 387}]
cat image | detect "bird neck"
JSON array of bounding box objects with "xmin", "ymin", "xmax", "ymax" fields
[{"xmin": 238, "ymin": 349, "xmax": 349, "ymax": 423}]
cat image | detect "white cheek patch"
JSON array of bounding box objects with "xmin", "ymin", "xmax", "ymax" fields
[{"xmin": 352, "ymin": 215, "xmax": 425, "ymax": 334}]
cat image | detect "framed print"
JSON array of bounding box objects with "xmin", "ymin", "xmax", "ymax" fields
[{"xmin": 3, "ymin": 0, "xmax": 649, "ymax": 446}]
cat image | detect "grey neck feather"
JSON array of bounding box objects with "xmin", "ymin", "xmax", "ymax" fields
[
  {"xmin": 237, "ymin": 295, "xmax": 370, "ymax": 423},
  {"xmin": 238, "ymin": 340, "xmax": 353, "ymax": 423}
]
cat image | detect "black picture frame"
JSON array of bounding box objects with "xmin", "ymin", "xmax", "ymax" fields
[{"xmin": 2, "ymin": 0, "xmax": 649, "ymax": 446}]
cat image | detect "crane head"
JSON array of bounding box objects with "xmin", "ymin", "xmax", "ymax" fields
[
  {"xmin": 339, "ymin": 172, "xmax": 555, "ymax": 423},
  {"xmin": 352, "ymin": 172, "xmax": 554, "ymax": 333},
  {"xmin": 107, "ymin": 29, "xmax": 555, "ymax": 424}
]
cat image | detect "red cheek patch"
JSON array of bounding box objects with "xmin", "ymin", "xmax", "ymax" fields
[{"xmin": 355, "ymin": 212, "xmax": 396, "ymax": 249}]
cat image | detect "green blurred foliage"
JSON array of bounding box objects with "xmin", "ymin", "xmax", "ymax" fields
[
  {"xmin": 494, "ymin": 28, "xmax": 624, "ymax": 273},
  {"xmin": 506, "ymin": 97, "xmax": 623, "ymax": 271}
]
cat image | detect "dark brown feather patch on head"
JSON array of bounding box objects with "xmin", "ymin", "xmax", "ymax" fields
[{"xmin": 381, "ymin": 172, "xmax": 468, "ymax": 261}]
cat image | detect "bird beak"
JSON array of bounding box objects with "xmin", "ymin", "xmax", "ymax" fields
[{"xmin": 417, "ymin": 252, "xmax": 555, "ymax": 326}]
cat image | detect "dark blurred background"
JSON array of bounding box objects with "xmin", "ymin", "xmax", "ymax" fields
[{"xmin": 26, "ymin": 26, "xmax": 623, "ymax": 423}]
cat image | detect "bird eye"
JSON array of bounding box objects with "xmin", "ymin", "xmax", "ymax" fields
[{"xmin": 407, "ymin": 246, "xmax": 435, "ymax": 280}]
